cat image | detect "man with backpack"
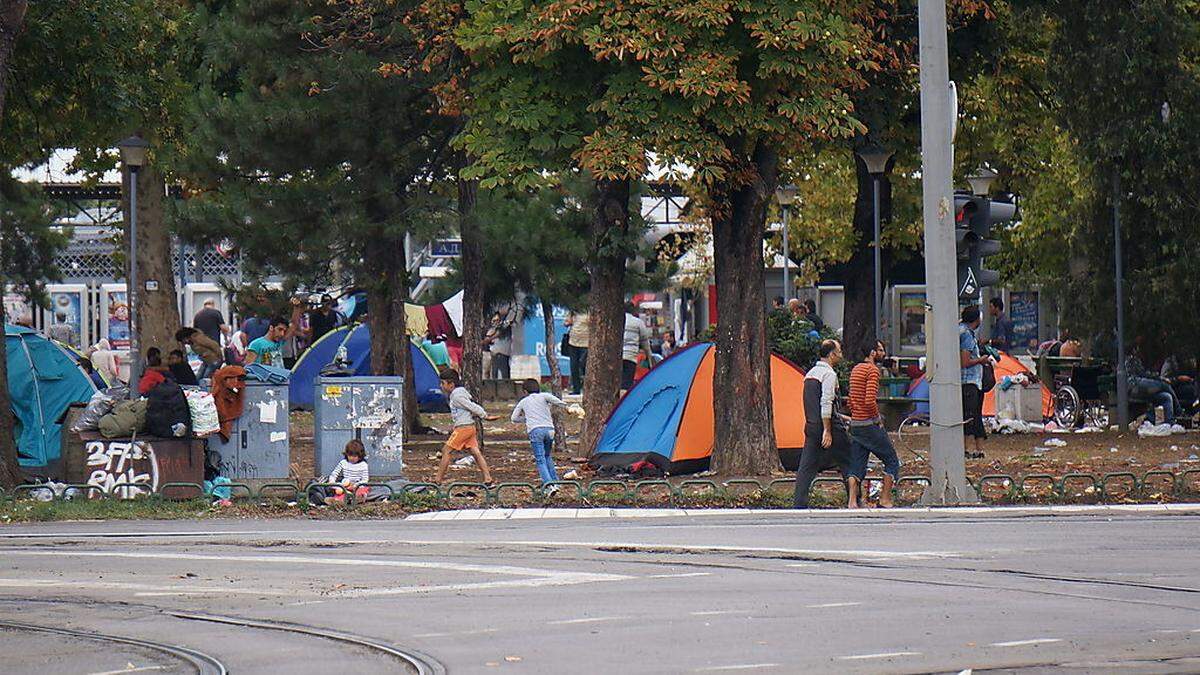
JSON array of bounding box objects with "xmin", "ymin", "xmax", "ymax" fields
[{"xmin": 960, "ymin": 305, "xmax": 994, "ymax": 460}]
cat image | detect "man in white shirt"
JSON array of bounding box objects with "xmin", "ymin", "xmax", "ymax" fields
[{"xmin": 622, "ymin": 303, "xmax": 653, "ymax": 391}]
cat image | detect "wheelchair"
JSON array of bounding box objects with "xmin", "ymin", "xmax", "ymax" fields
[{"xmin": 1052, "ymin": 364, "xmax": 1111, "ymax": 429}]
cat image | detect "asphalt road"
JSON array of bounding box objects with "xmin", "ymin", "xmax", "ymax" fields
[{"xmin": 1, "ymin": 507, "xmax": 1199, "ymax": 674}]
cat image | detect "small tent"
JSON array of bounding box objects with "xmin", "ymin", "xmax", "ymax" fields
[
  {"xmin": 5, "ymin": 324, "xmax": 97, "ymax": 467},
  {"xmin": 288, "ymin": 324, "xmax": 448, "ymax": 412},
  {"xmin": 906, "ymin": 350, "xmax": 1053, "ymax": 419},
  {"xmin": 592, "ymin": 342, "xmax": 807, "ymax": 475}
]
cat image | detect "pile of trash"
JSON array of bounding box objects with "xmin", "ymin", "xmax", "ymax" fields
[{"xmin": 1136, "ymin": 421, "xmax": 1189, "ymax": 438}]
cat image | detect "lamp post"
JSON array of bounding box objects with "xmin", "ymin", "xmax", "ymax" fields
[
  {"xmin": 118, "ymin": 135, "xmax": 149, "ymax": 397},
  {"xmin": 775, "ymin": 185, "xmax": 798, "ymax": 305},
  {"xmin": 857, "ymin": 146, "xmax": 893, "ymax": 343}
]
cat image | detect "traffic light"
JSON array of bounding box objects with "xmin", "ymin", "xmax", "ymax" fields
[{"xmin": 954, "ymin": 192, "xmax": 1015, "ymax": 300}]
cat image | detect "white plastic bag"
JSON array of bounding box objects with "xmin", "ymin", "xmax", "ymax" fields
[{"xmin": 185, "ymin": 390, "xmax": 220, "ymax": 436}]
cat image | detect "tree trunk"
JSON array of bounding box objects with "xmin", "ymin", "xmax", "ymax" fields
[
  {"xmin": 541, "ymin": 298, "xmax": 568, "ymax": 452},
  {"xmin": 364, "ymin": 232, "xmax": 418, "ymax": 436},
  {"xmin": 458, "ymin": 173, "xmax": 485, "ymax": 400},
  {"xmin": 841, "ymin": 152, "xmax": 894, "ymax": 361},
  {"xmin": 709, "ymin": 140, "xmax": 779, "ymax": 476},
  {"xmin": 0, "ymin": 0, "xmax": 29, "ymax": 488},
  {"xmin": 123, "ymin": 162, "xmax": 181, "ymax": 360},
  {"xmin": 579, "ymin": 178, "xmax": 630, "ymax": 455}
]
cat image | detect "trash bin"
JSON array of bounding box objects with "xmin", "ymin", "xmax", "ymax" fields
[
  {"xmin": 207, "ymin": 381, "xmax": 290, "ymax": 480},
  {"xmin": 64, "ymin": 431, "xmax": 204, "ymax": 498},
  {"xmin": 314, "ymin": 376, "xmax": 405, "ymax": 478}
]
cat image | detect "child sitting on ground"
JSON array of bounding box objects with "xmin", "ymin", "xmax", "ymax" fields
[
  {"xmin": 511, "ymin": 379, "xmax": 568, "ymax": 486},
  {"xmin": 325, "ymin": 439, "xmax": 370, "ymax": 504},
  {"xmin": 435, "ymin": 369, "xmax": 496, "ymax": 485}
]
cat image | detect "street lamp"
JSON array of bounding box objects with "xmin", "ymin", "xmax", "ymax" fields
[
  {"xmin": 118, "ymin": 135, "xmax": 149, "ymax": 397},
  {"xmin": 857, "ymin": 145, "xmax": 893, "ymax": 343},
  {"xmin": 966, "ymin": 166, "xmax": 999, "ymax": 197},
  {"xmin": 775, "ymin": 184, "xmax": 798, "ymax": 305}
]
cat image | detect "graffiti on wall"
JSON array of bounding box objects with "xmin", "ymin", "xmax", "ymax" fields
[{"xmin": 86, "ymin": 440, "xmax": 159, "ymax": 498}]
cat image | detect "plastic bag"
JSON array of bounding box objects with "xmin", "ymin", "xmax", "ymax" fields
[
  {"xmin": 185, "ymin": 390, "xmax": 221, "ymax": 436},
  {"xmin": 72, "ymin": 389, "xmax": 119, "ymax": 433}
]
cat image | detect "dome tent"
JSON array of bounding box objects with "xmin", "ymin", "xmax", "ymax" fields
[
  {"xmin": 5, "ymin": 324, "xmax": 98, "ymax": 467},
  {"xmin": 592, "ymin": 342, "xmax": 808, "ymax": 475},
  {"xmin": 906, "ymin": 349, "xmax": 1053, "ymax": 419},
  {"xmin": 288, "ymin": 324, "xmax": 448, "ymax": 412}
]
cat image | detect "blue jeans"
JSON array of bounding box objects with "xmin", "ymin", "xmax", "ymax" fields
[
  {"xmin": 1131, "ymin": 378, "xmax": 1178, "ymax": 423},
  {"xmin": 528, "ymin": 427, "xmax": 559, "ymax": 484},
  {"xmin": 849, "ymin": 422, "xmax": 901, "ymax": 480}
]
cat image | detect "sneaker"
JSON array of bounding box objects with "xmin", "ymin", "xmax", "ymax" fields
[{"xmin": 544, "ymin": 485, "xmax": 560, "ymax": 497}]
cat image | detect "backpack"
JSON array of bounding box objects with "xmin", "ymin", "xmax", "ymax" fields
[
  {"xmin": 145, "ymin": 381, "xmax": 192, "ymax": 437},
  {"xmin": 981, "ymin": 362, "xmax": 997, "ymax": 394}
]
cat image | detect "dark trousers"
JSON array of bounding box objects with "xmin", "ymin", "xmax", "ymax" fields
[
  {"xmin": 569, "ymin": 347, "xmax": 587, "ymax": 394},
  {"xmin": 849, "ymin": 422, "xmax": 901, "ymax": 479},
  {"xmin": 962, "ymin": 383, "xmax": 986, "ymax": 439},
  {"xmin": 491, "ymin": 353, "xmax": 510, "ymax": 380},
  {"xmin": 793, "ymin": 423, "xmax": 850, "ymax": 508},
  {"xmin": 621, "ymin": 359, "xmax": 637, "ymax": 390}
]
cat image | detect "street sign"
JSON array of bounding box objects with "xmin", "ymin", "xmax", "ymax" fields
[
  {"xmin": 430, "ymin": 239, "xmax": 462, "ymax": 258},
  {"xmin": 958, "ymin": 266, "xmax": 978, "ymax": 298}
]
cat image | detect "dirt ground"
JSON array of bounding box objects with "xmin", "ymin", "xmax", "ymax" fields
[{"xmin": 288, "ymin": 400, "xmax": 1200, "ymax": 493}]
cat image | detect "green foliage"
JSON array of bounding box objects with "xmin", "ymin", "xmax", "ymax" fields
[
  {"xmin": 765, "ymin": 309, "xmax": 838, "ymax": 372},
  {"xmin": 0, "ymin": 175, "xmax": 67, "ymax": 306}
]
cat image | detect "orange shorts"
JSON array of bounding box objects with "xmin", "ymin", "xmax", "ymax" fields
[{"xmin": 446, "ymin": 425, "xmax": 479, "ymax": 451}]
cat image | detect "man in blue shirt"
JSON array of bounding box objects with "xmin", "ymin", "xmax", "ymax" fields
[
  {"xmin": 960, "ymin": 305, "xmax": 992, "ymax": 459},
  {"xmin": 987, "ymin": 297, "xmax": 1014, "ymax": 352}
]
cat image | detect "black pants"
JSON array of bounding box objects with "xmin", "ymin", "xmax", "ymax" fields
[
  {"xmin": 621, "ymin": 359, "xmax": 637, "ymax": 390},
  {"xmin": 962, "ymin": 383, "xmax": 986, "ymax": 439},
  {"xmin": 569, "ymin": 347, "xmax": 587, "ymax": 394},
  {"xmin": 793, "ymin": 424, "xmax": 851, "ymax": 508},
  {"xmin": 491, "ymin": 353, "xmax": 510, "ymax": 380}
]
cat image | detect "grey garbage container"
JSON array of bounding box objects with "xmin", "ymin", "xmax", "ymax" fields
[
  {"xmin": 207, "ymin": 381, "xmax": 291, "ymax": 479},
  {"xmin": 314, "ymin": 376, "xmax": 405, "ymax": 478}
]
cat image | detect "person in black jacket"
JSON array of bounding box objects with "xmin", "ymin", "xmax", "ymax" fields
[{"xmin": 166, "ymin": 349, "xmax": 199, "ymax": 386}]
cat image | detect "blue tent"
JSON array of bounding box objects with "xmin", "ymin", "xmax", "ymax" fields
[
  {"xmin": 5, "ymin": 324, "xmax": 97, "ymax": 467},
  {"xmin": 288, "ymin": 324, "xmax": 448, "ymax": 412}
]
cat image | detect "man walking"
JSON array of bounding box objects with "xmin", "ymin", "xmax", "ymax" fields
[
  {"xmin": 987, "ymin": 297, "xmax": 1013, "ymax": 352},
  {"xmin": 847, "ymin": 340, "xmax": 901, "ymax": 508},
  {"xmin": 793, "ymin": 339, "xmax": 851, "ymax": 508},
  {"xmin": 960, "ymin": 306, "xmax": 992, "ymax": 459},
  {"xmin": 567, "ymin": 311, "xmax": 589, "ymax": 395},
  {"xmin": 622, "ymin": 302, "xmax": 653, "ymax": 392},
  {"xmin": 193, "ymin": 299, "xmax": 229, "ymax": 345}
]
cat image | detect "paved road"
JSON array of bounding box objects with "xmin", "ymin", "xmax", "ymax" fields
[{"xmin": 1, "ymin": 507, "xmax": 1199, "ymax": 673}]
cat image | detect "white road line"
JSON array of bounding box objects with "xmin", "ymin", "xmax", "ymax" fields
[
  {"xmin": 990, "ymin": 639, "xmax": 1062, "ymax": 647},
  {"xmin": 340, "ymin": 575, "xmax": 628, "ymax": 598},
  {"xmin": 693, "ymin": 664, "xmax": 780, "ymax": 672},
  {"xmin": 647, "ymin": 572, "xmax": 712, "ymax": 579},
  {"xmin": 548, "ymin": 616, "xmax": 629, "ymax": 625},
  {"xmin": 89, "ymin": 666, "xmax": 166, "ymax": 675},
  {"xmin": 838, "ymin": 651, "xmax": 921, "ymax": 661},
  {"xmin": 0, "ymin": 578, "xmax": 292, "ymax": 597},
  {"xmin": 805, "ymin": 602, "xmax": 861, "ymax": 609},
  {"xmin": 412, "ymin": 628, "xmax": 499, "ymax": 638},
  {"xmin": 786, "ymin": 563, "xmax": 818, "ymax": 568},
  {"xmin": 690, "ymin": 610, "xmax": 750, "ymax": 616},
  {"xmin": 1192, "ymin": 629, "xmax": 1200, "ymax": 634},
  {"xmin": 0, "ymin": 530, "xmax": 332, "ymax": 539}
]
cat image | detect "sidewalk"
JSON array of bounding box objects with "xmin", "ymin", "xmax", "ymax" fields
[{"xmin": 406, "ymin": 502, "xmax": 1200, "ymax": 521}]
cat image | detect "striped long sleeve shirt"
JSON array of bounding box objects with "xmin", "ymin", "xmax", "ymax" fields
[{"xmin": 847, "ymin": 362, "xmax": 882, "ymax": 426}]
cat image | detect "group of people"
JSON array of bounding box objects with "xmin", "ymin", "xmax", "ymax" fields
[{"xmin": 772, "ymin": 296, "xmax": 826, "ymax": 331}]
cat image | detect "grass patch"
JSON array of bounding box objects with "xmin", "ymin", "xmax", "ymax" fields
[{"xmin": 0, "ymin": 497, "xmax": 214, "ymax": 523}]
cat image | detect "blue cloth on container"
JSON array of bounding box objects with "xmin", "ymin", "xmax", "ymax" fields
[{"xmin": 243, "ymin": 363, "xmax": 290, "ymax": 384}]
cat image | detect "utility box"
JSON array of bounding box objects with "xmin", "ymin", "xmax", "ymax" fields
[
  {"xmin": 207, "ymin": 381, "xmax": 290, "ymax": 480},
  {"xmin": 994, "ymin": 383, "xmax": 1045, "ymax": 423},
  {"xmin": 314, "ymin": 376, "xmax": 405, "ymax": 478}
]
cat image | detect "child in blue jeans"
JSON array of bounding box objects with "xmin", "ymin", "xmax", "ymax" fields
[{"xmin": 511, "ymin": 379, "xmax": 568, "ymax": 485}]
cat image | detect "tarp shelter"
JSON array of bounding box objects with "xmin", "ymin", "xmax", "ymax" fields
[
  {"xmin": 288, "ymin": 324, "xmax": 448, "ymax": 412},
  {"xmin": 5, "ymin": 323, "xmax": 97, "ymax": 467},
  {"xmin": 592, "ymin": 342, "xmax": 807, "ymax": 475},
  {"xmin": 906, "ymin": 350, "xmax": 1053, "ymax": 419}
]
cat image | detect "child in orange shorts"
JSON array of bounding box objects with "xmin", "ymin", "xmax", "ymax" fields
[{"xmin": 435, "ymin": 369, "xmax": 496, "ymax": 484}]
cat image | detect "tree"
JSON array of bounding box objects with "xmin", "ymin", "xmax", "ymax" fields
[{"xmin": 174, "ymin": 0, "xmax": 456, "ymax": 430}]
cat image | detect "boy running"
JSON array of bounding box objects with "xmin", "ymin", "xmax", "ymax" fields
[
  {"xmin": 435, "ymin": 369, "xmax": 496, "ymax": 485},
  {"xmin": 511, "ymin": 379, "xmax": 568, "ymax": 485}
]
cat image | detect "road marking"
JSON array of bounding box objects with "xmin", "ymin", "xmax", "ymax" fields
[
  {"xmin": 0, "ymin": 578, "xmax": 292, "ymax": 597},
  {"xmin": 838, "ymin": 651, "xmax": 921, "ymax": 660},
  {"xmin": 89, "ymin": 666, "xmax": 166, "ymax": 675},
  {"xmin": 0, "ymin": 530, "xmax": 332, "ymax": 539},
  {"xmin": 990, "ymin": 638, "xmax": 1062, "ymax": 647},
  {"xmin": 412, "ymin": 628, "xmax": 499, "ymax": 638},
  {"xmin": 548, "ymin": 616, "xmax": 629, "ymax": 625},
  {"xmin": 1191, "ymin": 629, "xmax": 1200, "ymax": 633},
  {"xmin": 805, "ymin": 602, "xmax": 861, "ymax": 609},
  {"xmin": 690, "ymin": 610, "xmax": 750, "ymax": 616},
  {"xmin": 647, "ymin": 572, "xmax": 712, "ymax": 579},
  {"xmin": 693, "ymin": 664, "xmax": 780, "ymax": 672},
  {"xmin": 786, "ymin": 563, "xmax": 818, "ymax": 568}
]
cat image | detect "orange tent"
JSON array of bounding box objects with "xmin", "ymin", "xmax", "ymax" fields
[{"xmin": 983, "ymin": 351, "xmax": 1054, "ymax": 419}]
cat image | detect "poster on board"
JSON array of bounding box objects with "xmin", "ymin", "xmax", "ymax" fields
[
  {"xmin": 521, "ymin": 303, "xmax": 570, "ymax": 377},
  {"xmin": 1009, "ymin": 291, "xmax": 1040, "ymax": 354},
  {"xmin": 898, "ymin": 291, "xmax": 927, "ymax": 351},
  {"xmin": 2, "ymin": 287, "xmax": 34, "ymax": 327},
  {"xmin": 101, "ymin": 284, "xmax": 131, "ymax": 350},
  {"xmin": 43, "ymin": 284, "xmax": 88, "ymax": 349}
]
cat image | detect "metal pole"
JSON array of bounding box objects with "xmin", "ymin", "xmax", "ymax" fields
[
  {"xmin": 873, "ymin": 176, "xmax": 882, "ymax": 343},
  {"xmin": 916, "ymin": 0, "xmax": 976, "ymax": 505},
  {"xmin": 1113, "ymin": 170, "xmax": 1128, "ymax": 428},
  {"xmin": 127, "ymin": 166, "xmax": 141, "ymax": 398},
  {"xmin": 781, "ymin": 207, "xmax": 791, "ymax": 305}
]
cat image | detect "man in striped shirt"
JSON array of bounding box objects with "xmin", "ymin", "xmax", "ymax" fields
[{"xmin": 847, "ymin": 340, "xmax": 901, "ymax": 508}]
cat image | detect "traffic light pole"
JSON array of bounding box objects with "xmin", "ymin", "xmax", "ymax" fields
[{"xmin": 917, "ymin": 0, "xmax": 977, "ymax": 505}]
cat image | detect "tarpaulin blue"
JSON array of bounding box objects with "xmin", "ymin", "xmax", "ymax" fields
[
  {"xmin": 288, "ymin": 324, "xmax": 448, "ymax": 412},
  {"xmin": 5, "ymin": 323, "xmax": 97, "ymax": 467}
]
